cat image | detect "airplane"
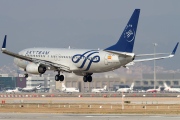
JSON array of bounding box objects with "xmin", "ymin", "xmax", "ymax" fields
[
  {"xmin": 61, "ymin": 83, "xmax": 79, "ymax": 93},
  {"xmin": 146, "ymin": 86, "xmax": 161, "ymax": 93},
  {"xmin": 5, "ymin": 87, "xmax": 21, "ymax": 93},
  {"xmin": 116, "ymin": 82, "xmax": 134, "ymax": 93},
  {"xmin": 1, "ymin": 9, "xmax": 179, "ymax": 83},
  {"xmin": 91, "ymin": 85, "xmax": 107, "ymax": 93},
  {"xmin": 136, "ymin": 89, "xmax": 146, "ymax": 93},
  {"xmin": 21, "ymin": 84, "xmax": 41, "ymax": 92},
  {"xmin": 164, "ymin": 82, "xmax": 180, "ymax": 92}
]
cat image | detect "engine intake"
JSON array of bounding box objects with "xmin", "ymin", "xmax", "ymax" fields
[{"xmin": 26, "ymin": 63, "xmax": 46, "ymax": 74}]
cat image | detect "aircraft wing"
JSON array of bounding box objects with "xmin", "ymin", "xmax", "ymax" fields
[
  {"xmin": 135, "ymin": 53, "xmax": 169, "ymax": 57},
  {"xmin": 133, "ymin": 42, "xmax": 179, "ymax": 63},
  {"xmin": 1, "ymin": 35, "xmax": 70, "ymax": 72}
]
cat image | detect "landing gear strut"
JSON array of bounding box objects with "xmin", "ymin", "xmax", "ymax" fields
[
  {"xmin": 55, "ymin": 71, "xmax": 64, "ymax": 81},
  {"xmin": 83, "ymin": 75, "xmax": 92, "ymax": 82}
]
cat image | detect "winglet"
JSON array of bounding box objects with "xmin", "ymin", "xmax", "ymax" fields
[
  {"xmin": 171, "ymin": 42, "xmax": 179, "ymax": 55},
  {"xmin": 2, "ymin": 35, "xmax": 7, "ymax": 51}
]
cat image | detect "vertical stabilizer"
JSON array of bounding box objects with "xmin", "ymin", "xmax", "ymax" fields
[
  {"xmin": 103, "ymin": 85, "xmax": 107, "ymax": 90},
  {"xmin": 158, "ymin": 86, "xmax": 161, "ymax": 91},
  {"xmin": 36, "ymin": 84, "xmax": 41, "ymax": 89},
  {"xmin": 130, "ymin": 82, "xmax": 134, "ymax": 90},
  {"xmin": 164, "ymin": 82, "xmax": 169, "ymax": 88},
  {"xmin": 105, "ymin": 9, "xmax": 140, "ymax": 53}
]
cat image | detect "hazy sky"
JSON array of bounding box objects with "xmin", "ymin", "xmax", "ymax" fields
[{"xmin": 0, "ymin": 0, "xmax": 179, "ymax": 70}]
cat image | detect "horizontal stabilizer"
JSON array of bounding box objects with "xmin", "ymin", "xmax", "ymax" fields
[
  {"xmin": 136, "ymin": 53, "xmax": 169, "ymax": 57},
  {"xmin": 133, "ymin": 42, "xmax": 179, "ymax": 63}
]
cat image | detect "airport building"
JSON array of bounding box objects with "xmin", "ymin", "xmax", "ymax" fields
[
  {"xmin": 134, "ymin": 73, "xmax": 180, "ymax": 90},
  {"xmin": 26, "ymin": 75, "xmax": 50, "ymax": 92},
  {"xmin": 0, "ymin": 74, "xmax": 26, "ymax": 90},
  {"xmin": 1, "ymin": 72, "xmax": 180, "ymax": 92},
  {"xmin": 55, "ymin": 73, "xmax": 180, "ymax": 92},
  {"xmin": 0, "ymin": 74, "xmax": 50, "ymax": 92},
  {"xmin": 55, "ymin": 75, "xmax": 136, "ymax": 92}
]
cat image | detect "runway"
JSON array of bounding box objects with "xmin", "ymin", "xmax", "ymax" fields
[
  {"xmin": 1, "ymin": 97, "xmax": 180, "ymax": 104},
  {"xmin": 0, "ymin": 113, "xmax": 180, "ymax": 120}
]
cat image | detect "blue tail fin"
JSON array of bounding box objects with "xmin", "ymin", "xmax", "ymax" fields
[
  {"xmin": 2, "ymin": 35, "xmax": 7, "ymax": 49},
  {"xmin": 105, "ymin": 9, "xmax": 140, "ymax": 53}
]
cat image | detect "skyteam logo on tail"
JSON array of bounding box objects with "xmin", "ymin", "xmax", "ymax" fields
[
  {"xmin": 124, "ymin": 24, "xmax": 135, "ymax": 42},
  {"xmin": 72, "ymin": 50, "xmax": 100, "ymax": 71}
]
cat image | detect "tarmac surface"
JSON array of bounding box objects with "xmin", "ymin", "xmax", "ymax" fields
[
  {"xmin": 0, "ymin": 113, "xmax": 180, "ymax": 120},
  {"xmin": 1, "ymin": 97, "xmax": 180, "ymax": 104}
]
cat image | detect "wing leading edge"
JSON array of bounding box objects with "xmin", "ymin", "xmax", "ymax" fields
[{"xmin": 1, "ymin": 35, "xmax": 70, "ymax": 72}]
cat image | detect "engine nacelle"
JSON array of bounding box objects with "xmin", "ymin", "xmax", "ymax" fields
[{"xmin": 26, "ymin": 63, "xmax": 46, "ymax": 74}]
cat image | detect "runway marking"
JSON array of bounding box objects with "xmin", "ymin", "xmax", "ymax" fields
[
  {"xmin": 86, "ymin": 116, "xmax": 93, "ymax": 117},
  {"xmin": 149, "ymin": 116, "xmax": 180, "ymax": 119},
  {"xmin": 85, "ymin": 116, "xmax": 125, "ymax": 118},
  {"xmin": 149, "ymin": 116, "xmax": 162, "ymax": 117},
  {"xmin": 162, "ymin": 117, "xmax": 180, "ymax": 119}
]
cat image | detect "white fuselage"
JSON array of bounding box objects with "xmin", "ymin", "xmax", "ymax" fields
[
  {"xmin": 14, "ymin": 48, "xmax": 133, "ymax": 75},
  {"xmin": 146, "ymin": 88, "xmax": 160, "ymax": 93},
  {"xmin": 22, "ymin": 86, "xmax": 40, "ymax": 92},
  {"xmin": 116, "ymin": 88, "xmax": 132, "ymax": 93},
  {"xmin": 116, "ymin": 83, "xmax": 134, "ymax": 93},
  {"xmin": 91, "ymin": 88, "xmax": 106, "ymax": 93},
  {"xmin": 164, "ymin": 87, "xmax": 180, "ymax": 92},
  {"xmin": 5, "ymin": 88, "xmax": 21, "ymax": 93},
  {"xmin": 22, "ymin": 87, "xmax": 36, "ymax": 91},
  {"xmin": 62, "ymin": 88, "xmax": 79, "ymax": 93}
]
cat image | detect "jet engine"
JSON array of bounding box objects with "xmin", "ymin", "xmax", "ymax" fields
[{"xmin": 26, "ymin": 63, "xmax": 46, "ymax": 74}]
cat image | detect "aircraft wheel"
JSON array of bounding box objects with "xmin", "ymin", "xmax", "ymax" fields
[
  {"xmin": 87, "ymin": 75, "xmax": 92, "ymax": 82},
  {"xmin": 24, "ymin": 74, "xmax": 28, "ymax": 78},
  {"xmin": 83, "ymin": 76, "xmax": 87, "ymax": 82},
  {"xmin": 60, "ymin": 75, "xmax": 64, "ymax": 81},
  {"xmin": 55, "ymin": 75, "xmax": 60, "ymax": 81}
]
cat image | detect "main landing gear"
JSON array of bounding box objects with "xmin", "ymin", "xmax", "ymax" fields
[
  {"xmin": 83, "ymin": 75, "xmax": 92, "ymax": 82},
  {"xmin": 24, "ymin": 73, "xmax": 28, "ymax": 78},
  {"xmin": 55, "ymin": 71, "xmax": 64, "ymax": 81}
]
